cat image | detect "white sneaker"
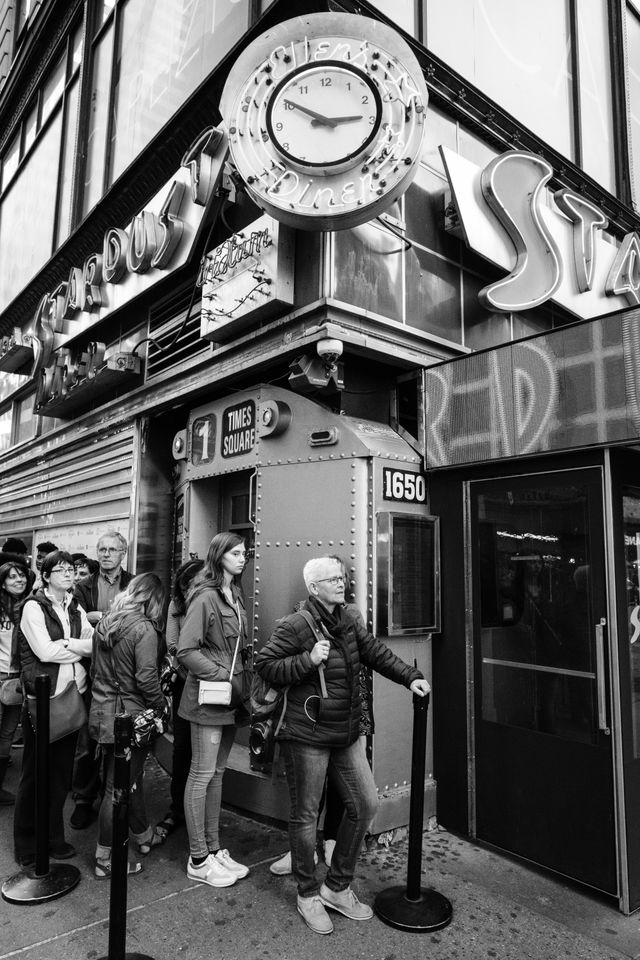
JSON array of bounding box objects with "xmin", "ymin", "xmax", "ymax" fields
[
  {"xmin": 323, "ymin": 839, "xmax": 336, "ymax": 866},
  {"xmin": 270, "ymin": 851, "xmax": 292, "ymax": 875},
  {"xmin": 269, "ymin": 849, "xmax": 319, "ymax": 876},
  {"xmin": 187, "ymin": 854, "xmax": 236, "ymax": 887},
  {"xmin": 214, "ymin": 848, "xmax": 249, "ymax": 879}
]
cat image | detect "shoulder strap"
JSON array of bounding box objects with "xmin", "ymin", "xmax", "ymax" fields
[
  {"xmin": 296, "ymin": 609, "xmax": 328, "ymax": 699},
  {"xmin": 105, "ymin": 644, "xmax": 124, "ymax": 714},
  {"xmin": 227, "ymin": 600, "xmax": 243, "ymax": 678}
]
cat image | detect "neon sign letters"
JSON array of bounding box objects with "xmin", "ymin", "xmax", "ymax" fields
[
  {"xmin": 20, "ymin": 127, "xmax": 228, "ymax": 412},
  {"xmin": 442, "ymin": 147, "xmax": 635, "ymax": 319}
]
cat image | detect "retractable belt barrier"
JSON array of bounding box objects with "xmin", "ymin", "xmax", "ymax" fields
[
  {"xmin": 374, "ymin": 692, "xmax": 453, "ymax": 932},
  {"xmin": 99, "ymin": 712, "xmax": 155, "ymax": 960},
  {"xmin": 2, "ymin": 674, "xmax": 81, "ymax": 905}
]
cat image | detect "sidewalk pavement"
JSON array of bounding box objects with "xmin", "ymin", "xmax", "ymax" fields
[{"xmin": 1, "ymin": 749, "xmax": 640, "ymax": 960}]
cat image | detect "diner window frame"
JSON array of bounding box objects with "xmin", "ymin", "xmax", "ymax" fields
[{"xmin": 0, "ymin": 382, "xmax": 40, "ymax": 451}]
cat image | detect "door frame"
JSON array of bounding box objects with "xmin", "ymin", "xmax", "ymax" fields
[{"xmin": 463, "ymin": 459, "xmax": 625, "ymax": 905}]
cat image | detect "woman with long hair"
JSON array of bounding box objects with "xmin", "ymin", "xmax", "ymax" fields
[
  {"xmin": 157, "ymin": 557, "xmax": 204, "ymax": 835},
  {"xmin": 177, "ymin": 532, "xmax": 251, "ymax": 888},
  {"xmin": 89, "ymin": 572, "xmax": 168, "ymax": 879},
  {"xmin": 0, "ymin": 561, "xmax": 33, "ymax": 804},
  {"xmin": 14, "ymin": 551, "xmax": 93, "ymax": 866}
]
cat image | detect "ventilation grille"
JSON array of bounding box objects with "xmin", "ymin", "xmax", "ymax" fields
[{"xmin": 145, "ymin": 283, "xmax": 210, "ymax": 381}]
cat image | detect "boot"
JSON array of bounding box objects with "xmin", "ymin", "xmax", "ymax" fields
[{"xmin": 0, "ymin": 757, "xmax": 15, "ymax": 805}]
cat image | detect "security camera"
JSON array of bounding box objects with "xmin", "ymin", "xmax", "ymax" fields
[{"xmin": 316, "ymin": 338, "xmax": 343, "ymax": 367}]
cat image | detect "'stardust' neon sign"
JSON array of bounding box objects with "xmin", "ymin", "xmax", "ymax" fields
[{"xmin": 442, "ymin": 146, "xmax": 636, "ymax": 319}]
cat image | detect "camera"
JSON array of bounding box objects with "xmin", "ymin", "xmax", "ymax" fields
[{"xmin": 249, "ymin": 718, "xmax": 275, "ymax": 770}]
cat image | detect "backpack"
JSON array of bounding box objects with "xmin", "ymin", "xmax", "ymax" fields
[{"xmin": 250, "ymin": 673, "xmax": 288, "ymax": 721}]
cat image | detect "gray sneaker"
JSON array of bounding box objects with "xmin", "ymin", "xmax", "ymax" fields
[
  {"xmin": 297, "ymin": 894, "xmax": 334, "ymax": 934},
  {"xmin": 319, "ymin": 882, "xmax": 373, "ymax": 920}
]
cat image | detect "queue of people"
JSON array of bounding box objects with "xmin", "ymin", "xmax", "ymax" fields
[{"xmin": 0, "ymin": 529, "xmax": 430, "ymax": 939}]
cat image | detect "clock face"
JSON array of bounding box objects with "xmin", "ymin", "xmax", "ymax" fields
[
  {"xmin": 220, "ymin": 13, "xmax": 429, "ymax": 230},
  {"xmin": 266, "ymin": 62, "xmax": 382, "ymax": 174}
]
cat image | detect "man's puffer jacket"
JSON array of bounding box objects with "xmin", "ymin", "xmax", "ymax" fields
[{"xmin": 254, "ymin": 598, "xmax": 422, "ymax": 747}]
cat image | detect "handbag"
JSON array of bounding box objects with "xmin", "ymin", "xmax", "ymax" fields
[
  {"xmin": 107, "ymin": 645, "xmax": 168, "ymax": 748},
  {"xmin": 26, "ymin": 680, "xmax": 87, "ymax": 743},
  {"xmin": 160, "ymin": 655, "xmax": 180, "ymax": 697},
  {"xmin": 198, "ymin": 603, "xmax": 243, "ymax": 706},
  {"xmin": 131, "ymin": 705, "xmax": 167, "ymax": 747},
  {"xmin": 0, "ymin": 676, "xmax": 23, "ymax": 707}
]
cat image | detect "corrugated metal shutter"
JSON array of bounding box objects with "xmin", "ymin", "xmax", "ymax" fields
[{"xmin": 0, "ymin": 426, "xmax": 134, "ymax": 543}]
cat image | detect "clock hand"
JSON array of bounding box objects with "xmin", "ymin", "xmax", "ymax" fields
[
  {"xmin": 327, "ymin": 114, "xmax": 364, "ymax": 125},
  {"xmin": 283, "ymin": 99, "xmax": 337, "ymax": 127}
]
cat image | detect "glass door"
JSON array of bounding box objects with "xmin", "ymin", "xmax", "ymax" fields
[
  {"xmin": 611, "ymin": 473, "xmax": 640, "ymax": 912},
  {"xmin": 471, "ymin": 469, "xmax": 616, "ymax": 894}
]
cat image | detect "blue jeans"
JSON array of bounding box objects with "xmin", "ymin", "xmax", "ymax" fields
[
  {"xmin": 97, "ymin": 743, "xmax": 153, "ymax": 851},
  {"xmin": 184, "ymin": 723, "xmax": 236, "ymax": 860},
  {"xmin": 169, "ymin": 675, "xmax": 191, "ymax": 819},
  {"xmin": 0, "ymin": 688, "xmax": 20, "ymax": 759},
  {"xmin": 281, "ymin": 738, "xmax": 378, "ymax": 898}
]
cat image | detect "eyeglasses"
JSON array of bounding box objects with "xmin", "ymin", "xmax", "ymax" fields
[
  {"xmin": 315, "ymin": 576, "xmax": 345, "ymax": 586},
  {"xmin": 97, "ymin": 547, "xmax": 123, "ymax": 555},
  {"xmin": 50, "ymin": 566, "xmax": 75, "ymax": 575}
]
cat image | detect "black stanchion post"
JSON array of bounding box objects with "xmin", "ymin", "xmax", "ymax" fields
[
  {"xmin": 34, "ymin": 673, "xmax": 51, "ymax": 878},
  {"xmin": 374, "ymin": 692, "xmax": 453, "ymax": 932},
  {"xmin": 2, "ymin": 675, "xmax": 81, "ymax": 904},
  {"xmin": 98, "ymin": 713, "xmax": 154, "ymax": 960}
]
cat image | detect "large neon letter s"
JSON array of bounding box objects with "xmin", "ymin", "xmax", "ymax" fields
[{"xmin": 479, "ymin": 152, "xmax": 562, "ymax": 312}]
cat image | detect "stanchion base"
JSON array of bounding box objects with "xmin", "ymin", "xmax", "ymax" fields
[
  {"xmin": 2, "ymin": 863, "xmax": 81, "ymax": 904},
  {"xmin": 97, "ymin": 955, "xmax": 155, "ymax": 960},
  {"xmin": 374, "ymin": 885, "xmax": 453, "ymax": 932}
]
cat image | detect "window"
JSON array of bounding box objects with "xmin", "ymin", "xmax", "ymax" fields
[
  {"xmin": 577, "ymin": 0, "xmax": 615, "ymax": 191},
  {"xmin": 85, "ymin": 0, "xmax": 249, "ymax": 215},
  {"xmin": 425, "ymin": 0, "xmax": 616, "ymax": 196},
  {"xmin": 367, "ymin": 0, "xmax": 415, "ymax": 34},
  {"xmin": 16, "ymin": 0, "xmax": 42, "ymax": 37},
  {"xmin": 0, "ymin": 23, "xmax": 83, "ymax": 310},
  {"xmin": 377, "ymin": 512, "xmax": 440, "ymax": 635},
  {"xmin": 329, "ymin": 109, "xmax": 561, "ymax": 352},
  {"xmin": 627, "ymin": 3, "xmax": 640, "ymax": 208},
  {"xmin": 0, "ymin": 377, "xmax": 37, "ymax": 450},
  {"xmin": 426, "ymin": 0, "xmax": 574, "ymax": 158}
]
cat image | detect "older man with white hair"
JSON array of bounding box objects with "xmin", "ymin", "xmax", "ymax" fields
[{"xmin": 255, "ymin": 555, "xmax": 430, "ymax": 937}]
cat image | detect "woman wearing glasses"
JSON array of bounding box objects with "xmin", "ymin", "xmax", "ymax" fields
[
  {"xmin": 177, "ymin": 532, "xmax": 251, "ymax": 888},
  {"xmin": 0, "ymin": 560, "xmax": 34, "ymax": 804},
  {"xmin": 13, "ymin": 551, "xmax": 93, "ymax": 867}
]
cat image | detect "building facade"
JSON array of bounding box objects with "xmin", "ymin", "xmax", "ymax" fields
[{"xmin": 0, "ymin": 0, "xmax": 639, "ymax": 912}]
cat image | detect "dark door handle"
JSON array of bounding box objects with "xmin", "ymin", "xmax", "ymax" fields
[{"xmin": 595, "ymin": 617, "xmax": 610, "ymax": 735}]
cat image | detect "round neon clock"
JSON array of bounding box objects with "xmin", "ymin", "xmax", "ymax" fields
[{"xmin": 220, "ymin": 13, "xmax": 429, "ymax": 230}]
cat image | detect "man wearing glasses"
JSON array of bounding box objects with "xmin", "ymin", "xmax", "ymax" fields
[
  {"xmin": 70, "ymin": 530, "xmax": 133, "ymax": 830},
  {"xmin": 254, "ymin": 556, "xmax": 430, "ymax": 937}
]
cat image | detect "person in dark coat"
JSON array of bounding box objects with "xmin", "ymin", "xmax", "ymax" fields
[
  {"xmin": 70, "ymin": 529, "xmax": 133, "ymax": 829},
  {"xmin": 89, "ymin": 573, "xmax": 168, "ymax": 879},
  {"xmin": 254, "ymin": 555, "xmax": 430, "ymax": 936},
  {"xmin": 0, "ymin": 560, "xmax": 34, "ymax": 804}
]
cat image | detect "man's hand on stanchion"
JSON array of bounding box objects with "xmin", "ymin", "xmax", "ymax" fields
[{"xmin": 410, "ymin": 679, "xmax": 430, "ymax": 697}]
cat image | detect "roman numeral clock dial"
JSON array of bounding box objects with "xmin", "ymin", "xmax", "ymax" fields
[{"xmin": 220, "ymin": 12, "xmax": 429, "ymax": 230}]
